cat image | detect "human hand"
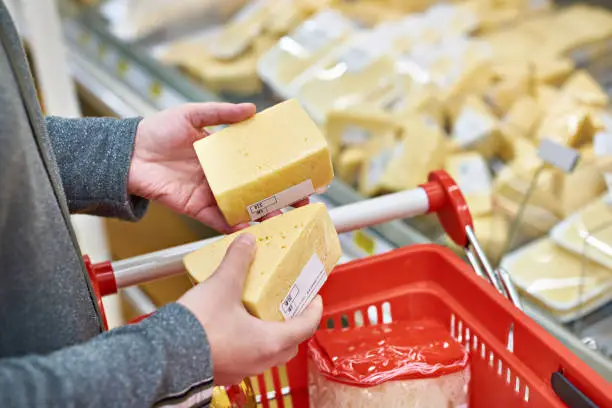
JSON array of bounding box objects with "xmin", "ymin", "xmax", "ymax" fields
[
  {"xmin": 177, "ymin": 234, "xmax": 323, "ymax": 386},
  {"xmin": 128, "ymin": 102, "xmax": 309, "ymax": 233}
]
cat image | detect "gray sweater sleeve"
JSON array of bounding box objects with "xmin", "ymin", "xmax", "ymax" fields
[
  {"xmin": 45, "ymin": 116, "xmax": 149, "ymax": 221},
  {"xmin": 0, "ymin": 303, "xmax": 215, "ymax": 408}
]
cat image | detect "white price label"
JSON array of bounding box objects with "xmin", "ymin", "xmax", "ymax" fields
[
  {"xmin": 280, "ymin": 253, "xmax": 327, "ymax": 319},
  {"xmin": 594, "ymin": 132, "xmax": 612, "ymax": 157},
  {"xmin": 247, "ymin": 180, "xmax": 314, "ymax": 221},
  {"xmin": 456, "ymin": 156, "xmax": 492, "ymax": 195},
  {"xmin": 453, "ymin": 108, "xmax": 494, "ymax": 148}
]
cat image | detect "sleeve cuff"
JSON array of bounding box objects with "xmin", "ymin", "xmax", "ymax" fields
[{"xmin": 139, "ymin": 303, "xmax": 214, "ymax": 406}]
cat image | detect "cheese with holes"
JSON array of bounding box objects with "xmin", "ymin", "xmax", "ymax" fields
[
  {"xmin": 501, "ymin": 237, "xmax": 612, "ymax": 319},
  {"xmin": 184, "ymin": 203, "xmax": 341, "ymax": 321},
  {"xmin": 451, "ymin": 96, "xmax": 499, "ymax": 158},
  {"xmin": 445, "ymin": 152, "xmax": 493, "ymax": 216},
  {"xmin": 194, "ymin": 99, "xmax": 333, "ymax": 226}
]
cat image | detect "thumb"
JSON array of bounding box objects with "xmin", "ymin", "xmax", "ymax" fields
[
  {"xmin": 213, "ymin": 234, "xmax": 257, "ymax": 299},
  {"xmin": 273, "ymin": 295, "xmax": 324, "ymax": 347},
  {"xmin": 183, "ymin": 102, "xmax": 256, "ymax": 129}
]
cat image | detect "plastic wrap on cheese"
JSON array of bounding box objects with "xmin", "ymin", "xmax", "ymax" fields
[{"xmin": 307, "ymin": 320, "xmax": 470, "ymax": 408}]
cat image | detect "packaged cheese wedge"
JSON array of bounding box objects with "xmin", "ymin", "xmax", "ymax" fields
[
  {"xmin": 257, "ymin": 10, "xmax": 356, "ymax": 98},
  {"xmin": 451, "ymin": 95, "xmax": 500, "ymax": 158},
  {"xmin": 291, "ymin": 31, "xmax": 397, "ymax": 124},
  {"xmin": 445, "ymin": 152, "xmax": 493, "ymax": 216},
  {"xmin": 193, "ymin": 99, "xmax": 334, "ymax": 226},
  {"xmin": 184, "ymin": 203, "xmax": 341, "ymax": 321},
  {"xmin": 307, "ymin": 320, "xmax": 471, "ymax": 408},
  {"xmin": 550, "ymin": 196, "xmax": 612, "ymax": 269},
  {"xmin": 501, "ymin": 237, "xmax": 612, "ymax": 321}
]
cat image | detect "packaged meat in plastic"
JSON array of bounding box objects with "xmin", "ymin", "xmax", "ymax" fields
[{"xmin": 307, "ymin": 319, "xmax": 471, "ymax": 407}]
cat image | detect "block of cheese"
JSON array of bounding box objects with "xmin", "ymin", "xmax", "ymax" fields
[
  {"xmin": 561, "ymin": 70, "xmax": 610, "ymax": 108},
  {"xmin": 359, "ymin": 116, "xmax": 446, "ymax": 196},
  {"xmin": 534, "ymin": 58, "xmax": 575, "ymax": 86},
  {"xmin": 503, "ymin": 95, "xmax": 541, "ymax": 139},
  {"xmin": 308, "ymin": 320, "xmax": 471, "ymax": 408},
  {"xmin": 550, "ymin": 196, "xmax": 612, "ymax": 269},
  {"xmin": 336, "ymin": 147, "xmax": 366, "ymax": 186},
  {"xmin": 257, "ymin": 10, "xmax": 355, "ymax": 97},
  {"xmin": 324, "ymin": 107, "xmax": 399, "ymax": 161},
  {"xmin": 485, "ymin": 69, "xmax": 532, "ymax": 116},
  {"xmin": 497, "ymin": 124, "xmax": 536, "ymax": 163},
  {"xmin": 445, "ymin": 152, "xmax": 493, "ymax": 216},
  {"xmin": 451, "ymin": 95, "xmax": 500, "ymax": 158},
  {"xmin": 501, "ymin": 237, "xmax": 612, "ymax": 320},
  {"xmin": 193, "ymin": 99, "xmax": 334, "ymax": 226},
  {"xmin": 357, "ymin": 131, "xmax": 398, "ymax": 197},
  {"xmin": 159, "ymin": 34, "xmax": 275, "ymax": 95},
  {"xmin": 293, "ymin": 33, "xmax": 397, "ymax": 123},
  {"xmin": 549, "ymin": 147, "xmax": 609, "ymax": 217},
  {"xmin": 536, "ymin": 99, "xmax": 595, "ymax": 148},
  {"xmin": 184, "ymin": 203, "xmax": 341, "ymax": 321}
]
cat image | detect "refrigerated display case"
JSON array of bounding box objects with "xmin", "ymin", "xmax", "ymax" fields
[{"xmin": 56, "ymin": 0, "xmax": 612, "ymax": 381}]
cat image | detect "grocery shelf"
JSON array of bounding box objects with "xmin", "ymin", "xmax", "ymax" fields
[{"xmin": 59, "ymin": 0, "xmax": 612, "ymax": 381}]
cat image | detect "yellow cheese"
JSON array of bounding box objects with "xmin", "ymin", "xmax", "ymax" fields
[
  {"xmin": 485, "ymin": 73, "xmax": 530, "ymax": 116},
  {"xmin": 534, "ymin": 58, "xmax": 574, "ymax": 86},
  {"xmin": 257, "ymin": 10, "xmax": 355, "ymax": 94},
  {"xmin": 550, "ymin": 196, "xmax": 612, "ymax": 268},
  {"xmin": 451, "ymin": 95, "xmax": 500, "ymax": 158},
  {"xmin": 331, "ymin": 0, "xmax": 403, "ymax": 27},
  {"xmin": 502, "ymin": 237, "xmax": 612, "ymax": 313},
  {"xmin": 295, "ymin": 46, "xmax": 397, "ymax": 123},
  {"xmin": 193, "ymin": 99, "xmax": 333, "ymax": 226},
  {"xmin": 336, "ymin": 146, "xmax": 365, "ymax": 186},
  {"xmin": 445, "ymin": 152, "xmax": 493, "ymax": 216},
  {"xmin": 561, "ymin": 70, "xmax": 609, "ymax": 108},
  {"xmin": 497, "ymin": 124, "xmax": 536, "ymax": 162},
  {"xmin": 550, "ymin": 147, "xmax": 608, "ymax": 217},
  {"xmin": 536, "ymin": 95, "xmax": 596, "ymax": 148},
  {"xmin": 503, "ymin": 95, "xmax": 541, "ymax": 140},
  {"xmin": 160, "ymin": 35, "xmax": 274, "ymax": 95},
  {"xmin": 534, "ymin": 85, "xmax": 561, "ymax": 113},
  {"xmin": 184, "ymin": 203, "xmax": 341, "ymax": 321},
  {"xmin": 324, "ymin": 108, "xmax": 398, "ymax": 161},
  {"xmin": 375, "ymin": 116, "xmax": 447, "ymax": 193},
  {"xmin": 357, "ymin": 131, "xmax": 398, "ymax": 197}
]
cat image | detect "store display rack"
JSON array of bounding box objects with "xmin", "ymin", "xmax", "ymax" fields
[{"xmin": 58, "ymin": 0, "xmax": 612, "ymax": 381}]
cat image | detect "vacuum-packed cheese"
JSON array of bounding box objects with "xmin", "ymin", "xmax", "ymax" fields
[
  {"xmin": 308, "ymin": 319, "xmax": 471, "ymax": 408},
  {"xmin": 184, "ymin": 203, "xmax": 341, "ymax": 321},
  {"xmin": 194, "ymin": 99, "xmax": 333, "ymax": 226},
  {"xmin": 451, "ymin": 95, "xmax": 499, "ymax": 158},
  {"xmin": 501, "ymin": 237, "xmax": 612, "ymax": 320},
  {"xmin": 550, "ymin": 196, "xmax": 612, "ymax": 269}
]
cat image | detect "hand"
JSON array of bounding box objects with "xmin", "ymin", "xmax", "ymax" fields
[
  {"xmin": 128, "ymin": 102, "xmax": 308, "ymax": 234},
  {"xmin": 178, "ymin": 234, "xmax": 323, "ymax": 386}
]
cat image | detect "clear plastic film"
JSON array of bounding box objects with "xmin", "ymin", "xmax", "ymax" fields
[
  {"xmin": 307, "ymin": 320, "xmax": 471, "ymax": 408},
  {"xmin": 100, "ymin": 0, "xmax": 247, "ymax": 41},
  {"xmin": 257, "ymin": 9, "xmax": 358, "ymax": 99}
]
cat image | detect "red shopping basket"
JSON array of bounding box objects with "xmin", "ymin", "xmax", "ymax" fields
[
  {"xmin": 251, "ymin": 245, "xmax": 612, "ymax": 407},
  {"xmin": 88, "ymin": 170, "xmax": 612, "ymax": 407}
]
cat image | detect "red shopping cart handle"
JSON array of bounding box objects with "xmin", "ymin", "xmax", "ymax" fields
[{"xmin": 421, "ymin": 170, "xmax": 473, "ymax": 247}]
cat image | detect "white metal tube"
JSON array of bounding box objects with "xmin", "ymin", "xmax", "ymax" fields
[
  {"xmin": 329, "ymin": 187, "xmax": 430, "ymax": 234},
  {"xmin": 111, "ymin": 187, "xmax": 432, "ymax": 288}
]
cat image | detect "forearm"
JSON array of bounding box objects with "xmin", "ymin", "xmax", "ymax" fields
[
  {"xmin": 0, "ymin": 303, "xmax": 213, "ymax": 408},
  {"xmin": 45, "ymin": 116, "xmax": 148, "ymax": 220}
]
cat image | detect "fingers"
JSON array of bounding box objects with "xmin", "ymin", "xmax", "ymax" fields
[
  {"xmin": 213, "ymin": 234, "xmax": 257, "ymax": 297},
  {"xmin": 183, "ymin": 102, "xmax": 256, "ymax": 129},
  {"xmin": 269, "ymin": 295, "xmax": 323, "ymax": 347}
]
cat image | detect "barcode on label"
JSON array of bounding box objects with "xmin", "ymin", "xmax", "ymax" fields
[
  {"xmin": 247, "ymin": 180, "xmax": 315, "ymax": 221},
  {"xmin": 280, "ymin": 254, "xmax": 327, "ymax": 319}
]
